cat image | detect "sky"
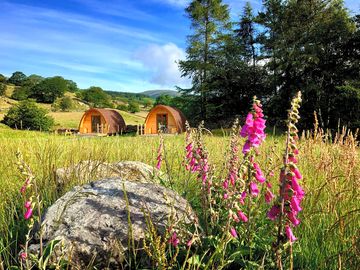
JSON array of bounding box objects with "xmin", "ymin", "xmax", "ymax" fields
[{"xmin": 0, "ymin": 0, "xmax": 359, "ymax": 93}]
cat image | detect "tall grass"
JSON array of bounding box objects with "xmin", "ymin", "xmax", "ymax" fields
[{"xmin": 0, "ymin": 126, "xmax": 358, "ymax": 269}]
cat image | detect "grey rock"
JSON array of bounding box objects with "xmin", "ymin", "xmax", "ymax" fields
[
  {"xmin": 56, "ymin": 160, "xmax": 160, "ymax": 186},
  {"xmin": 32, "ymin": 178, "xmax": 196, "ymax": 267}
]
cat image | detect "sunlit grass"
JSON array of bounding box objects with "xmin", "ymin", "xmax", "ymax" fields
[{"xmin": 0, "ymin": 127, "xmax": 358, "ymax": 268}]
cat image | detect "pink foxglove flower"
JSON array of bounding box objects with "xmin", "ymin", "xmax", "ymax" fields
[
  {"xmin": 267, "ymin": 205, "xmax": 280, "ymax": 220},
  {"xmin": 237, "ymin": 210, "xmax": 248, "ymax": 222},
  {"xmin": 287, "ymin": 212, "xmax": 301, "ymax": 226},
  {"xmin": 265, "ymin": 190, "xmax": 275, "ymax": 204},
  {"xmin": 230, "ymin": 227, "xmax": 238, "ymax": 238},
  {"xmin": 24, "ymin": 207, "xmax": 33, "ymax": 220},
  {"xmin": 285, "ymin": 225, "xmax": 297, "ymax": 243},
  {"xmin": 19, "ymin": 252, "xmax": 27, "ymax": 260},
  {"xmin": 24, "ymin": 201, "xmax": 31, "ymax": 209},
  {"xmin": 239, "ymin": 191, "xmax": 247, "ymax": 205},
  {"xmin": 169, "ymin": 232, "xmax": 180, "ymax": 247},
  {"xmin": 250, "ymin": 182, "xmax": 259, "ymax": 197}
]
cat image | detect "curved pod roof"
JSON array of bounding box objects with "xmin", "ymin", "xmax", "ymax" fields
[
  {"xmin": 79, "ymin": 108, "xmax": 126, "ymax": 134},
  {"xmin": 145, "ymin": 105, "xmax": 186, "ymax": 134}
]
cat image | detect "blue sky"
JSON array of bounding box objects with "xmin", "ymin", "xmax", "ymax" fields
[{"xmin": 0, "ymin": 0, "xmax": 359, "ymax": 92}]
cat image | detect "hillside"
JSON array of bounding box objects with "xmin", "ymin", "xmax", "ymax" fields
[
  {"xmin": 0, "ymin": 84, "xmax": 148, "ymax": 129},
  {"xmin": 140, "ymin": 90, "xmax": 179, "ymax": 98}
]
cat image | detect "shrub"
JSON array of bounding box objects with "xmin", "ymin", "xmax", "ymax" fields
[
  {"xmin": 116, "ymin": 104, "xmax": 128, "ymax": 111},
  {"xmin": 82, "ymin": 86, "xmax": 112, "ymax": 108},
  {"xmin": 2, "ymin": 100, "xmax": 54, "ymax": 131},
  {"xmin": 11, "ymin": 86, "xmax": 31, "ymax": 100},
  {"xmin": 59, "ymin": 96, "xmax": 74, "ymax": 112},
  {"xmin": 128, "ymin": 101, "xmax": 140, "ymax": 113}
]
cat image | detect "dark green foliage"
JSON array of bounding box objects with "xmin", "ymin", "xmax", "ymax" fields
[
  {"xmin": 128, "ymin": 101, "xmax": 140, "ymax": 113},
  {"xmin": 23, "ymin": 74, "xmax": 44, "ymax": 88},
  {"xmin": 11, "ymin": 86, "xmax": 31, "ymax": 100},
  {"xmin": 331, "ymin": 85, "xmax": 360, "ymax": 129},
  {"xmin": 82, "ymin": 86, "xmax": 112, "ymax": 108},
  {"xmin": 179, "ymin": 0, "xmax": 231, "ymax": 121},
  {"xmin": 142, "ymin": 98, "xmax": 154, "ymax": 108},
  {"xmin": 31, "ymin": 76, "xmax": 67, "ymax": 103},
  {"xmin": 66, "ymin": 80, "xmax": 78, "ymax": 92},
  {"xmin": 257, "ymin": 0, "xmax": 359, "ymax": 129},
  {"xmin": 7, "ymin": 71, "xmax": 27, "ymax": 86},
  {"xmin": 116, "ymin": 104, "xmax": 129, "ymax": 112},
  {"xmin": 0, "ymin": 74, "xmax": 6, "ymax": 83},
  {"xmin": 59, "ymin": 96, "xmax": 74, "ymax": 112},
  {"xmin": 0, "ymin": 83, "xmax": 5, "ymax": 96},
  {"xmin": 2, "ymin": 100, "xmax": 54, "ymax": 131},
  {"xmin": 154, "ymin": 94, "xmax": 173, "ymax": 106}
]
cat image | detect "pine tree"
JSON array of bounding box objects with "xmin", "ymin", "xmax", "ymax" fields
[{"xmin": 179, "ymin": 0, "xmax": 231, "ymax": 121}]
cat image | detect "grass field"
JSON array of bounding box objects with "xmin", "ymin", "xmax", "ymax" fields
[
  {"xmin": 0, "ymin": 125, "xmax": 358, "ymax": 269},
  {"xmin": 0, "ymin": 109, "xmax": 147, "ymax": 129}
]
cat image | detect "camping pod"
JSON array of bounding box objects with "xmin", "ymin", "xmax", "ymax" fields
[
  {"xmin": 144, "ymin": 105, "xmax": 186, "ymax": 134},
  {"xmin": 78, "ymin": 108, "xmax": 126, "ymax": 134}
]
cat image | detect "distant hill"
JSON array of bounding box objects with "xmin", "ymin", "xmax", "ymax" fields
[{"xmin": 140, "ymin": 90, "xmax": 180, "ymax": 98}]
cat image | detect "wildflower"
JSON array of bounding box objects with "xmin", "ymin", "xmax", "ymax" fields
[
  {"xmin": 223, "ymin": 193, "xmax": 228, "ymax": 199},
  {"xmin": 19, "ymin": 252, "xmax": 27, "ymax": 260},
  {"xmin": 156, "ymin": 136, "xmax": 163, "ymax": 170},
  {"xmin": 265, "ymin": 190, "xmax": 275, "ymax": 204},
  {"xmin": 237, "ymin": 210, "xmax": 248, "ymax": 222},
  {"xmin": 290, "ymin": 196, "xmax": 302, "ymax": 212},
  {"xmin": 186, "ymin": 239, "xmax": 193, "ymax": 247},
  {"xmin": 285, "ymin": 225, "xmax": 297, "ymax": 243},
  {"xmin": 24, "ymin": 207, "xmax": 33, "ymax": 220},
  {"xmin": 240, "ymin": 100, "xmax": 266, "ymax": 154},
  {"xmin": 20, "ymin": 178, "xmax": 30, "ymax": 193},
  {"xmin": 267, "ymin": 205, "xmax": 280, "ymax": 220},
  {"xmin": 230, "ymin": 227, "xmax": 238, "ymax": 238},
  {"xmin": 287, "ymin": 212, "xmax": 301, "ymax": 226},
  {"xmin": 169, "ymin": 232, "xmax": 180, "ymax": 247},
  {"xmin": 239, "ymin": 191, "xmax": 246, "ymax": 205},
  {"xmin": 250, "ymin": 182, "xmax": 259, "ymax": 197}
]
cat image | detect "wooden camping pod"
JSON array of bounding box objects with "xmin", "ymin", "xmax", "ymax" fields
[
  {"xmin": 78, "ymin": 108, "xmax": 126, "ymax": 134},
  {"xmin": 144, "ymin": 105, "xmax": 186, "ymax": 134}
]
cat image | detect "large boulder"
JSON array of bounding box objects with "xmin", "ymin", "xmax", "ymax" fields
[
  {"xmin": 31, "ymin": 178, "xmax": 196, "ymax": 267},
  {"xmin": 55, "ymin": 160, "xmax": 160, "ymax": 186}
]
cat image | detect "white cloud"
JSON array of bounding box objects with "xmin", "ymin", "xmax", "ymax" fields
[
  {"xmin": 134, "ymin": 43, "xmax": 191, "ymax": 88},
  {"xmin": 151, "ymin": 0, "xmax": 190, "ymax": 8}
]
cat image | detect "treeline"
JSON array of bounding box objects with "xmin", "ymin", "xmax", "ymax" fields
[
  {"xmin": 0, "ymin": 71, "xmax": 154, "ymax": 112},
  {"xmin": 178, "ymin": 0, "xmax": 360, "ymax": 130}
]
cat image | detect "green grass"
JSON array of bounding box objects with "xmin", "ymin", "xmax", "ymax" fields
[{"xmin": 0, "ymin": 127, "xmax": 358, "ymax": 269}]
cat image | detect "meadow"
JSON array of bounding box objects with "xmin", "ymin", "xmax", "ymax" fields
[{"xmin": 0, "ymin": 121, "xmax": 358, "ymax": 269}]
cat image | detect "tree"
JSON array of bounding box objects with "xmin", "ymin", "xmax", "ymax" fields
[
  {"xmin": 82, "ymin": 86, "xmax": 112, "ymax": 108},
  {"xmin": 154, "ymin": 94, "xmax": 173, "ymax": 106},
  {"xmin": 31, "ymin": 76, "xmax": 67, "ymax": 103},
  {"xmin": 116, "ymin": 104, "xmax": 129, "ymax": 111},
  {"xmin": 257, "ymin": 0, "xmax": 358, "ymax": 129},
  {"xmin": 7, "ymin": 71, "xmax": 27, "ymax": 86},
  {"xmin": 179, "ymin": 0, "xmax": 231, "ymax": 121},
  {"xmin": 128, "ymin": 101, "xmax": 140, "ymax": 113},
  {"xmin": 0, "ymin": 83, "xmax": 5, "ymax": 96},
  {"xmin": 235, "ymin": 2, "xmax": 257, "ymax": 65},
  {"xmin": 2, "ymin": 100, "xmax": 54, "ymax": 131},
  {"xmin": 0, "ymin": 74, "xmax": 6, "ymax": 83},
  {"xmin": 66, "ymin": 80, "xmax": 78, "ymax": 92},
  {"xmin": 23, "ymin": 74, "xmax": 44, "ymax": 88},
  {"xmin": 11, "ymin": 86, "xmax": 31, "ymax": 100},
  {"xmin": 142, "ymin": 98, "xmax": 154, "ymax": 108}
]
